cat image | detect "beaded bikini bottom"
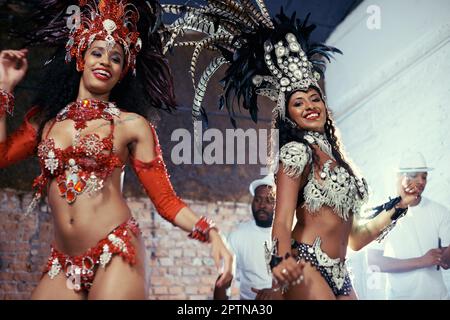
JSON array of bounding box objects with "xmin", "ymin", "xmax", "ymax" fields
[
  {"xmin": 43, "ymin": 217, "xmax": 141, "ymax": 292},
  {"xmin": 291, "ymin": 237, "xmax": 352, "ymax": 296}
]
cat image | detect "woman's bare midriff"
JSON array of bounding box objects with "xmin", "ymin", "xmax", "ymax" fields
[
  {"xmin": 291, "ymin": 205, "xmax": 353, "ymax": 260},
  {"xmin": 47, "ymin": 168, "xmax": 133, "ymax": 256},
  {"xmin": 284, "ymin": 206, "xmax": 355, "ymax": 299},
  {"xmin": 291, "ymin": 145, "xmax": 354, "ymax": 260}
]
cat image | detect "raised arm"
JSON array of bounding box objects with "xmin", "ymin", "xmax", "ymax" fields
[
  {"xmin": 127, "ymin": 116, "xmax": 233, "ymax": 286},
  {"xmin": 0, "ymin": 49, "xmax": 39, "ymax": 168},
  {"xmin": 349, "ymin": 206, "xmax": 399, "ymax": 251},
  {"xmin": 349, "ymin": 192, "xmax": 420, "ymax": 251}
]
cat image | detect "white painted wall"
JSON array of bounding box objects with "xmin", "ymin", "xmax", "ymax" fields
[{"xmin": 325, "ymin": 0, "xmax": 450, "ymax": 299}]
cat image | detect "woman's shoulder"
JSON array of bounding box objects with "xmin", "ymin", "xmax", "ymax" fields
[
  {"xmin": 118, "ymin": 111, "xmax": 155, "ymax": 132},
  {"xmin": 278, "ymin": 140, "xmax": 312, "ymax": 179},
  {"xmin": 118, "ymin": 110, "xmax": 148, "ymax": 124},
  {"xmin": 117, "ymin": 111, "xmax": 158, "ymax": 144},
  {"xmin": 279, "ymin": 140, "xmax": 312, "ymax": 160}
]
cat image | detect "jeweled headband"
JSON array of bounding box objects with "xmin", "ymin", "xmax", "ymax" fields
[{"xmin": 66, "ymin": 0, "xmax": 142, "ymax": 77}]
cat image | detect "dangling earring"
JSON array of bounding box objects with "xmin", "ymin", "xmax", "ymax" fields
[
  {"xmin": 285, "ymin": 117, "xmax": 298, "ymax": 128},
  {"xmin": 323, "ymin": 119, "xmax": 330, "ymax": 139},
  {"xmin": 281, "ymin": 109, "xmax": 297, "ymax": 129}
]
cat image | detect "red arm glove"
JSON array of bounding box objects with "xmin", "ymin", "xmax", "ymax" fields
[
  {"xmin": 0, "ymin": 106, "xmax": 39, "ymax": 168},
  {"xmin": 129, "ymin": 123, "xmax": 186, "ymax": 224}
]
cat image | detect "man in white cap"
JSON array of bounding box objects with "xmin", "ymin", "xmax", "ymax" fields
[
  {"xmin": 367, "ymin": 151, "xmax": 450, "ymax": 299},
  {"xmin": 214, "ymin": 174, "xmax": 280, "ymax": 300}
]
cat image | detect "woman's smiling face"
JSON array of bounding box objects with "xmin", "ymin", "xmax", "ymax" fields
[
  {"xmin": 80, "ymin": 40, "xmax": 125, "ymax": 95},
  {"xmin": 287, "ymin": 87, "xmax": 327, "ymax": 133}
]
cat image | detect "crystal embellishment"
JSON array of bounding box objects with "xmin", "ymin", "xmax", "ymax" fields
[
  {"xmin": 48, "ymin": 258, "xmax": 61, "ymax": 279},
  {"xmin": 44, "ymin": 150, "xmax": 59, "ymax": 175},
  {"xmin": 99, "ymin": 244, "xmax": 112, "ymax": 268}
]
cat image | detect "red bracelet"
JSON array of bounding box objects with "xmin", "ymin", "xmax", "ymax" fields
[
  {"xmin": 188, "ymin": 216, "xmax": 218, "ymax": 242},
  {"xmin": 0, "ymin": 89, "xmax": 14, "ymax": 117}
]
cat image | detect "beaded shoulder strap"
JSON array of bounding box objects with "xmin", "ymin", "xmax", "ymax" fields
[{"xmin": 279, "ymin": 141, "xmax": 312, "ymax": 179}]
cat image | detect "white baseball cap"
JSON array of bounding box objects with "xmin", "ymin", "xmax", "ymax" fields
[
  {"xmin": 249, "ymin": 174, "xmax": 275, "ymax": 196},
  {"xmin": 397, "ymin": 151, "xmax": 433, "ymax": 173}
]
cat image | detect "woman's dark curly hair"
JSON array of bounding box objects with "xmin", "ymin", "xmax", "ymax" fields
[
  {"xmin": 15, "ymin": 0, "xmax": 176, "ymax": 139},
  {"xmin": 271, "ymin": 87, "xmax": 363, "ymax": 206}
]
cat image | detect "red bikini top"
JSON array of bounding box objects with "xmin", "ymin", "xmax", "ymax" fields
[
  {"xmin": 33, "ymin": 99, "xmax": 124, "ymax": 204},
  {"xmin": 0, "ymin": 97, "xmax": 186, "ymax": 222}
]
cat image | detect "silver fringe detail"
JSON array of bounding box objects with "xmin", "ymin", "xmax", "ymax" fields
[
  {"xmin": 279, "ymin": 142, "xmax": 311, "ymax": 179},
  {"xmin": 312, "ymin": 237, "xmax": 347, "ymax": 290},
  {"xmin": 303, "ymin": 160, "xmax": 368, "ymax": 221},
  {"xmin": 26, "ymin": 193, "xmax": 41, "ymax": 216},
  {"xmin": 376, "ymin": 210, "xmax": 408, "ymax": 242},
  {"xmin": 276, "ymin": 91, "xmax": 286, "ymax": 120},
  {"xmin": 264, "ymin": 238, "xmax": 279, "ymax": 275},
  {"xmin": 304, "ymin": 131, "xmax": 334, "ymax": 159}
]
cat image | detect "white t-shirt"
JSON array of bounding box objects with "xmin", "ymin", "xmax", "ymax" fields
[
  {"xmin": 381, "ymin": 197, "xmax": 450, "ymax": 299},
  {"xmin": 227, "ymin": 220, "xmax": 273, "ymax": 300}
]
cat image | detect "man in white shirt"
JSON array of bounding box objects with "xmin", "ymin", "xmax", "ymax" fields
[
  {"xmin": 367, "ymin": 152, "xmax": 450, "ymax": 299},
  {"xmin": 214, "ymin": 174, "xmax": 279, "ymax": 300}
]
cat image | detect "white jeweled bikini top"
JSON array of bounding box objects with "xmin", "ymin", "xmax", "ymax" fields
[{"xmin": 279, "ymin": 131, "xmax": 368, "ymax": 221}]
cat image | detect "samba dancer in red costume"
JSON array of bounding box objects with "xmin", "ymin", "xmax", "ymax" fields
[{"xmin": 0, "ymin": 0, "xmax": 232, "ymax": 299}]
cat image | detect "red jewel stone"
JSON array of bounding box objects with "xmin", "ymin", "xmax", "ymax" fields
[
  {"xmin": 58, "ymin": 181, "xmax": 67, "ymax": 195},
  {"xmin": 83, "ymin": 256, "xmax": 93, "ymax": 269},
  {"xmin": 66, "ymin": 189, "xmax": 77, "ymax": 203},
  {"xmin": 74, "ymin": 179, "xmax": 86, "ymax": 193}
]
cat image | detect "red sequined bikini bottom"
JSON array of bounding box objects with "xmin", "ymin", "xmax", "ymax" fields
[{"xmin": 43, "ymin": 217, "xmax": 141, "ymax": 292}]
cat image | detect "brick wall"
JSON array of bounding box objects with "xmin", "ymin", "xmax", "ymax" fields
[{"xmin": 0, "ymin": 189, "xmax": 252, "ymax": 300}]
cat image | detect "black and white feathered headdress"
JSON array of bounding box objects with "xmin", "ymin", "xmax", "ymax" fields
[{"xmin": 163, "ymin": 0, "xmax": 341, "ymax": 127}]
